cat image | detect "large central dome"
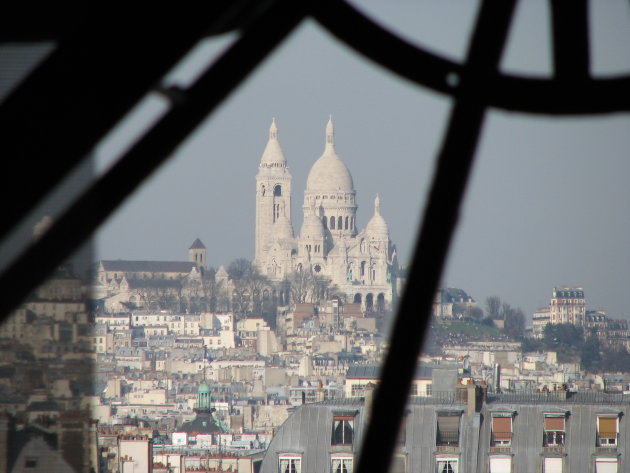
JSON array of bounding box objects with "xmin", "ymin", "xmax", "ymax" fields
[{"xmin": 305, "ymin": 118, "xmax": 354, "ymax": 193}]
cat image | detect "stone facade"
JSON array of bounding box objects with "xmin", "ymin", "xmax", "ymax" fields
[{"xmin": 254, "ymin": 118, "xmax": 398, "ymax": 310}]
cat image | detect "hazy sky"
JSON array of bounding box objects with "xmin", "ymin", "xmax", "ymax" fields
[{"xmin": 93, "ymin": 0, "xmax": 630, "ymax": 321}]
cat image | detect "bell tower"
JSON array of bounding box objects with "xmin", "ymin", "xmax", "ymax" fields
[{"xmin": 255, "ymin": 118, "xmax": 293, "ymax": 266}]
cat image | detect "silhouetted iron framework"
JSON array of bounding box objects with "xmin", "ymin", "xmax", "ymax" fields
[{"xmin": 1, "ymin": 1, "xmax": 627, "ymax": 472}]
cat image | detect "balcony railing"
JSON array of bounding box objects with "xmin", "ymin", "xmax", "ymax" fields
[
  {"xmin": 487, "ymin": 391, "xmax": 630, "ymax": 405},
  {"xmin": 542, "ymin": 446, "xmax": 565, "ymax": 454},
  {"xmin": 489, "ymin": 446, "xmax": 512, "ymax": 454}
]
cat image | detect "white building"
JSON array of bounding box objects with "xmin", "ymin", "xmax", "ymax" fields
[
  {"xmin": 550, "ymin": 286, "xmax": 586, "ymax": 325},
  {"xmin": 254, "ymin": 118, "xmax": 399, "ymax": 310}
]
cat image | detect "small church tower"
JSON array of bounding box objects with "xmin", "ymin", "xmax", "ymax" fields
[
  {"xmin": 255, "ymin": 118, "xmax": 293, "ymax": 267},
  {"xmin": 189, "ymin": 238, "xmax": 207, "ymax": 269},
  {"xmin": 197, "ymin": 381, "xmax": 212, "ymax": 411}
]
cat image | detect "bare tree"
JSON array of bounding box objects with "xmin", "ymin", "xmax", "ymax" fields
[
  {"xmin": 470, "ymin": 306, "xmax": 484, "ymax": 321},
  {"xmin": 485, "ymin": 296, "xmax": 501, "ymax": 319},
  {"xmin": 500, "ymin": 302, "xmax": 513, "ymax": 321},
  {"xmin": 230, "ymin": 266, "xmax": 272, "ymax": 317},
  {"xmin": 286, "ymin": 269, "xmax": 313, "ymax": 304},
  {"xmin": 134, "ymin": 286, "xmax": 158, "ymax": 311},
  {"xmin": 285, "ymin": 269, "xmax": 332, "ymax": 304},
  {"xmin": 227, "ymin": 258, "xmax": 253, "ymax": 280},
  {"xmin": 504, "ymin": 307, "xmax": 525, "ymax": 339}
]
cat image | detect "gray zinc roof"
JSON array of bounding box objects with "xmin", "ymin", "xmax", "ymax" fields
[
  {"xmin": 260, "ymin": 399, "xmax": 480, "ymax": 473},
  {"xmin": 346, "ymin": 363, "xmax": 455, "ymax": 380},
  {"xmin": 100, "ymin": 260, "xmax": 195, "ymax": 273}
]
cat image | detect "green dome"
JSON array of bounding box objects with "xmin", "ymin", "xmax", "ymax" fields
[{"xmin": 198, "ymin": 382, "xmax": 211, "ymax": 394}]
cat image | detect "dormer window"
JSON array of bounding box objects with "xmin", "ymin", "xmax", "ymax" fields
[
  {"xmin": 543, "ymin": 457, "xmax": 563, "ymax": 472},
  {"xmin": 279, "ymin": 455, "xmax": 301, "ymax": 473},
  {"xmin": 489, "ymin": 455, "xmax": 511, "ymax": 473},
  {"xmin": 332, "ymin": 415, "xmax": 354, "ymax": 446},
  {"xmin": 436, "ymin": 412, "xmax": 460, "ymax": 447},
  {"xmin": 491, "ymin": 414, "xmax": 513, "ymax": 446},
  {"xmin": 543, "ymin": 414, "xmax": 565, "ymax": 446},
  {"xmin": 331, "ymin": 455, "xmax": 353, "ymax": 473},
  {"xmin": 597, "ymin": 416, "xmax": 618, "ymax": 446},
  {"xmin": 595, "ymin": 457, "xmax": 618, "ymax": 472},
  {"xmin": 436, "ymin": 456, "xmax": 458, "ymax": 473}
]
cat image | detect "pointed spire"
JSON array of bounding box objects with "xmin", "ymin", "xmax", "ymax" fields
[
  {"xmin": 260, "ymin": 117, "xmax": 286, "ymax": 166},
  {"xmin": 374, "ymin": 194, "xmax": 381, "ymax": 215},
  {"xmin": 269, "ymin": 117, "xmax": 278, "ymax": 140},
  {"xmin": 325, "ymin": 115, "xmax": 335, "ymax": 151}
]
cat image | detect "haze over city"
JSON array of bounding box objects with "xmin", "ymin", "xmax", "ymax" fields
[{"xmin": 92, "ymin": 0, "xmax": 630, "ymax": 321}]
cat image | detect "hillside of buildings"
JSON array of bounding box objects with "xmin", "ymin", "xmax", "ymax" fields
[{"xmin": 2, "ymin": 250, "xmax": 630, "ymax": 471}]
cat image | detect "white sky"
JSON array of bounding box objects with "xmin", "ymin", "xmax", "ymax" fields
[{"xmin": 93, "ymin": 0, "xmax": 630, "ymax": 321}]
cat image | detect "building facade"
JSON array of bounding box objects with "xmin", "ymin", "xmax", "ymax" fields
[
  {"xmin": 254, "ymin": 118, "xmax": 399, "ymax": 310},
  {"xmin": 550, "ymin": 286, "xmax": 586, "ymax": 326},
  {"xmin": 261, "ymin": 388, "xmax": 630, "ymax": 473}
]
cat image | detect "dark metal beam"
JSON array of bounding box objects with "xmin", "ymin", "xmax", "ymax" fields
[
  {"xmin": 354, "ymin": 1, "xmax": 518, "ymax": 472},
  {"xmin": 0, "ymin": 0, "xmax": 309, "ymax": 319},
  {"xmin": 0, "ymin": 3, "xmax": 263, "ymax": 242},
  {"xmin": 313, "ymin": 0, "xmax": 630, "ymax": 115},
  {"xmin": 550, "ymin": 0, "xmax": 590, "ymax": 81}
]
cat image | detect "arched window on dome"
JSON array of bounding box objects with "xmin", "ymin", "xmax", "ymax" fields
[
  {"xmin": 331, "ymin": 217, "xmax": 336, "ymax": 230},
  {"xmin": 345, "ymin": 217, "xmax": 349, "ymax": 230},
  {"xmin": 338, "ymin": 216, "xmax": 343, "ymax": 229},
  {"xmin": 274, "ymin": 185, "xmax": 282, "ymax": 196}
]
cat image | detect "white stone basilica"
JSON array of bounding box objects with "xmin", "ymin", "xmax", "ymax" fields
[{"xmin": 254, "ymin": 118, "xmax": 398, "ymax": 310}]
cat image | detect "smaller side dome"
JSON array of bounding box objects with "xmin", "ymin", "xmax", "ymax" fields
[
  {"xmin": 300, "ymin": 212, "xmax": 325, "ymax": 240},
  {"xmin": 365, "ymin": 194, "xmax": 389, "ymax": 239},
  {"xmin": 272, "ymin": 214, "xmax": 294, "ymax": 240}
]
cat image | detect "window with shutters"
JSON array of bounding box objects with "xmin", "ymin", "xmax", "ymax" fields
[
  {"xmin": 491, "ymin": 415, "xmax": 513, "ymax": 446},
  {"xmin": 488, "ymin": 455, "xmax": 511, "ymax": 473},
  {"xmin": 436, "ymin": 456, "xmax": 458, "ymax": 473},
  {"xmin": 543, "ymin": 456, "xmax": 563, "ymax": 473},
  {"xmin": 436, "ymin": 412, "xmax": 460, "ymax": 446},
  {"xmin": 543, "ymin": 415, "xmax": 565, "ymax": 447},
  {"xmin": 332, "ymin": 415, "xmax": 354, "ymax": 446},
  {"xmin": 594, "ymin": 457, "xmax": 618, "ymax": 473},
  {"xmin": 278, "ymin": 455, "xmax": 301, "ymax": 473},
  {"xmin": 330, "ymin": 456, "xmax": 353, "ymax": 473},
  {"xmin": 596, "ymin": 416, "xmax": 618, "ymax": 446}
]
